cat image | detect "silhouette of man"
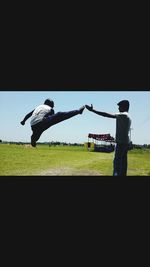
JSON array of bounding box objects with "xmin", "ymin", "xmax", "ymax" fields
[{"xmin": 85, "ymin": 100, "xmax": 131, "ymax": 176}]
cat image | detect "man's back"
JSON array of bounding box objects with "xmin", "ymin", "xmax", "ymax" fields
[{"xmin": 30, "ymin": 104, "xmax": 51, "ymax": 126}]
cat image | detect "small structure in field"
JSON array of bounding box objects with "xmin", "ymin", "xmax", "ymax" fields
[{"xmin": 87, "ymin": 133, "xmax": 115, "ymax": 152}]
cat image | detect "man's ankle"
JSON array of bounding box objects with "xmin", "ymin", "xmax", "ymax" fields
[{"xmin": 78, "ymin": 106, "xmax": 85, "ymax": 114}]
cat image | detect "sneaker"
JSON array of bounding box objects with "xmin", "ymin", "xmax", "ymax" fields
[{"xmin": 78, "ymin": 106, "xmax": 85, "ymax": 114}]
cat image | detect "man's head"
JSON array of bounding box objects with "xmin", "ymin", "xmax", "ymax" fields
[
  {"xmin": 117, "ymin": 100, "xmax": 129, "ymax": 112},
  {"xmin": 44, "ymin": 98, "xmax": 54, "ymax": 108}
]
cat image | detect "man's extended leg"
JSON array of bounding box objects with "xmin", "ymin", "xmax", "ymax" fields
[
  {"xmin": 30, "ymin": 106, "xmax": 85, "ymax": 146},
  {"xmin": 42, "ymin": 107, "xmax": 85, "ymax": 131}
]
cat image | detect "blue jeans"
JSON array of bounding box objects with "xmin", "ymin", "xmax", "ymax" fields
[
  {"xmin": 31, "ymin": 110, "xmax": 79, "ymax": 143},
  {"xmin": 113, "ymin": 144, "xmax": 129, "ymax": 176}
]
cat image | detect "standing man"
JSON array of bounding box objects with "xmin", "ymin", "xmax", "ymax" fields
[
  {"xmin": 20, "ymin": 98, "xmax": 85, "ymax": 147},
  {"xmin": 85, "ymin": 100, "xmax": 131, "ymax": 176}
]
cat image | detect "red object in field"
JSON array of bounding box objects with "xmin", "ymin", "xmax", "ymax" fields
[{"xmin": 88, "ymin": 133, "xmax": 115, "ymax": 142}]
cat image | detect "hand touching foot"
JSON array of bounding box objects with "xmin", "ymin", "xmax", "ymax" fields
[{"xmin": 85, "ymin": 104, "xmax": 93, "ymax": 111}]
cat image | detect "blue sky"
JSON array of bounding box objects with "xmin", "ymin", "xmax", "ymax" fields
[{"xmin": 0, "ymin": 91, "xmax": 150, "ymax": 145}]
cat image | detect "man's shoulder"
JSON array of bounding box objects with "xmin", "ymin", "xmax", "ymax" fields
[
  {"xmin": 36, "ymin": 104, "xmax": 51, "ymax": 109},
  {"xmin": 116, "ymin": 112, "xmax": 130, "ymax": 116}
]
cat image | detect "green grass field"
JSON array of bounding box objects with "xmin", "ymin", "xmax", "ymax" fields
[{"xmin": 0, "ymin": 144, "xmax": 150, "ymax": 176}]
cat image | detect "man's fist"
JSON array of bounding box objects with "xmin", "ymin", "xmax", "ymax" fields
[
  {"xmin": 85, "ymin": 104, "xmax": 93, "ymax": 111},
  {"xmin": 20, "ymin": 121, "xmax": 25, "ymax": 125}
]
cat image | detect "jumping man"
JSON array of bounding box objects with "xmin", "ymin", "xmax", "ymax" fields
[{"xmin": 20, "ymin": 98, "xmax": 85, "ymax": 147}]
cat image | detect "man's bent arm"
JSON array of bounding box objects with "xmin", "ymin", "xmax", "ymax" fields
[{"xmin": 20, "ymin": 110, "xmax": 34, "ymax": 125}]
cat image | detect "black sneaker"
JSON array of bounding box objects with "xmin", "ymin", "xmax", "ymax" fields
[{"xmin": 78, "ymin": 106, "xmax": 85, "ymax": 114}]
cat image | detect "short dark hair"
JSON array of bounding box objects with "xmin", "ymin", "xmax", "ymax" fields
[
  {"xmin": 117, "ymin": 100, "xmax": 129, "ymax": 111},
  {"xmin": 44, "ymin": 98, "xmax": 54, "ymax": 107}
]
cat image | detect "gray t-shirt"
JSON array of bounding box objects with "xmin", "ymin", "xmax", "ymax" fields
[
  {"xmin": 30, "ymin": 104, "xmax": 52, "ymax": 126},
  {"xmin": 115, "ymin": 112, "xmax": 131, "ymax": 144}
]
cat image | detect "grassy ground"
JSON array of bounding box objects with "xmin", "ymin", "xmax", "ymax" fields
[{"xmin": 0, "ymin": 144, "xmax": 150, "ymax": 176}]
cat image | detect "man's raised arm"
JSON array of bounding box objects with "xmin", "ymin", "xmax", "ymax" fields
[{"xmin": 85, "ymin": 105, "xmax": 116, "ymax": 119}]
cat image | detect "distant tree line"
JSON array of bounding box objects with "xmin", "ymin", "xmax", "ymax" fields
[
  {"xmin": 48, "ymin": 141, "xmax": 83, "ymax": 146},
  {"xmin": 1, "ymin": 140, "xmax": 150, "ymax": 148},
  {"xmin": 0, "ymin": 140, "xmax": 83, "ymax": 146}
]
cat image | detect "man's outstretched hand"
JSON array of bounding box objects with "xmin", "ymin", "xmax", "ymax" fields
[
  {"xmin": 20, "ymin": 121, "xmax": 25, "ymax": 125},
  {"xmin": 85, "ymin": 104, "xmax": 93, "ymax": 111}
]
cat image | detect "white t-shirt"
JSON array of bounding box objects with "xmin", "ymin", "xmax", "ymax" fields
[
  {"xmin": 115, "ymin": 112, "xmax": 131, "ymax": 144},
  {"xmin": 30, "ymin": 104, "xmax": 52, "ymax": 126}
]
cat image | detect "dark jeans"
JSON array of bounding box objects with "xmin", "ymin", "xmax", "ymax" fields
[
  {"xmin": 31, "ymin": 110, "xmax": 79, "ymax": 143},
  {"xmin": 113, "ymin": 144, "xmax": 129, "ymax": 176}
]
